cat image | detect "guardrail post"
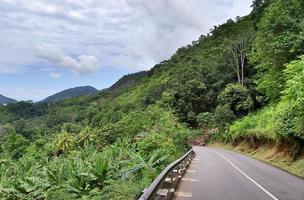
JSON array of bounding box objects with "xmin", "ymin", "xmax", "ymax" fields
[{"xmin": 138, "ymin": 149, "xmax": 195, "ymax": 200}]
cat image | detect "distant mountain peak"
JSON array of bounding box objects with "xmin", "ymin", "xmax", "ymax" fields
[
  {"xmin": 0, "ymin": 94, "xmax": 18, "ymax": 105},
  {"xmin": 40, "ymin": 86, "xmax": 98, "ymax": 103}
]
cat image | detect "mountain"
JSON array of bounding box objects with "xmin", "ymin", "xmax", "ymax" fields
[
  {"xmin": 3, "ymin": 1, "xmax": 304, "ymax": 199},
  {"xmin": 0, "ymin": 95, "xmax": 17, "ymax": 105},
  {"xmin": 40, "ymin": 86, "xmax": 98, "ymax": 103},
  {"xmin": 108, "ymin": 71, "xmax": 149, "ymax": 92}
]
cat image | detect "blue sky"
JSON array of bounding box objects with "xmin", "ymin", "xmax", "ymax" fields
[{"xmin": 0, "ymin": 0, "xmax": 252, "ymax": 101}]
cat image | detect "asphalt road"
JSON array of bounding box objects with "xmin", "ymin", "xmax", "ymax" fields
[{"xmin": 173, "ymin": 146, "xmax": 304, "ymax": 200}]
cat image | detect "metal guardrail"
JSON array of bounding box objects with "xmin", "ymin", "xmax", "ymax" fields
[{"xmin": 138, "ymin": 149, "xmax": 195, "ymax": 200}]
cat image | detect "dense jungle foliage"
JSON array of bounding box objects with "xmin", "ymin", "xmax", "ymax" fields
[{"xmin": 1, "ymin": 0, "xmax": 304, "ymax": 199}]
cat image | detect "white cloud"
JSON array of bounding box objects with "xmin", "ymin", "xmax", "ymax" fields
[
  {"xmin": 36, "ymin": 44, "xmax": 100, "ymax": 74},
  {"xmin": 49, "ymin": 72, "xmax": 62, "ymax": 79},
  {"xmin": 0, "ymin": 0, "xmax": 253, "ymax": 74},
  {"xmin": 118, "ymin": 0, "xmax": 253, "ymax": 68}
]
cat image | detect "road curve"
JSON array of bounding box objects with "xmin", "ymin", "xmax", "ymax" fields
[{"xmin": 173, "ymin": 146, "xmax": 304, "ymax": 200}]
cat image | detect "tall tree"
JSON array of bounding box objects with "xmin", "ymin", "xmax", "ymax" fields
[
  {"xmin": 229, "ymin": 38, "xmax": 250, "ymax": 85},
  {"xmin": 251, "ymin": 0, "xmax": 304, "ymax": 101},
  {"xmin": 222, "ymin": 17, "xmax": 254, "ymax": 86}
]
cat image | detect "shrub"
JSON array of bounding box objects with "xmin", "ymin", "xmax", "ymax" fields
[
  {"xmin": 228, "ymin": 105, "xmax": 278, "ymax": 142},
  {"xmin": 218, "ymin": 83, "xmax": 254, "ymax": 117},
  {"xmin": 196, "ymin": 112, "xmax": 213, "ymax": 128},
  {"xmin": 213, "ymin": 104, "xmax": 236, "ymax": 128}
]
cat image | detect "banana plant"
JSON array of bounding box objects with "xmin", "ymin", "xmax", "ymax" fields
[
  {"xmin": 54, "ymin": 131, "xmax": 75, "ymax": 156},
  {"xmin": 64, "ymin": 157, "xmax": 95, "ymax": 196},
  {"xmin": 91, "ymin": 154, "xmax": 109, "ymax": 188},
  {"xmin": 123, "ymin": 149, "xmax": 169, "ymax": 179},
  {"xmin": 44, "ymin": 157, "xmax": 67, "ymax": 185},
  {"xmin": 77, "ymin": 127, "xmax": 97, "ymax": 148},
  {"xmin": 0, "ymin": 158, "xmax": 50, "ymax": 200}
]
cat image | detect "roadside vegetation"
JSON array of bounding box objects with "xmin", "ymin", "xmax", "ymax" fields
[
  {"xmin": 213, "ymin": 0, "xmax": 304, "ymax": 160},
  {"xmin": 209, "ymin": 0, "xmax": 304, "ymax": 175},
  {"xmin": 211, "ymin": 142, "xmax": 304, "ymax": 178},
  {"xmin": 1, "ymin": 0, "xmax": 304, "ymax": 199}
]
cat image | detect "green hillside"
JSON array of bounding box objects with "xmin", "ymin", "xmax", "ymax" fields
[
  {"xmin": 1, "ymin": 0, "xmax": 304, "ymax": 199},
  {"xmin": 213, "ymin": 0, "xmax": 304, "ymax": 150},
  {"xmin": 39, "ymin": 86, "xmax": 98, "ymax": 103}
]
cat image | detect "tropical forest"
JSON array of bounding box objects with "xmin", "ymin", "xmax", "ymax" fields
[{"xmin": 1, "ymin": 0, "xmax": 304, "ymax": 199}]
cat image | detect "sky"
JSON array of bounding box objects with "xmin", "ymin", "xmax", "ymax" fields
[{"xmin": 0, "ymin": 0, "xmax": 253, "ymax": 101}]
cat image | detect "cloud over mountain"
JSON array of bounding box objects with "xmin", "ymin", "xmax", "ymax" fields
[
  {"xmin": 0, "ymin": 0, "xmax": 252, "ymax": 74},
  {"xmin": 37, "ymin": 44, "xmax": 99, "ymax": 74},
  {"xmin": 0, "ymin": 0, "xmax": 253, "ymax": 100}
]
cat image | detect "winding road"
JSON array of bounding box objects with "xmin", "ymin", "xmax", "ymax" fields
[{"xmin": 173, "ymin": 146, "xmax": 304, "ymax": 200}]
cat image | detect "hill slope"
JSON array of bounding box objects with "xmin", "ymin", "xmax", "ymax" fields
[
  {"xmin": 40, "ymin": 86, "xmax": 98, "ymax": 103},
  {"xmin": 0, "ymin": 13, "xmax": 256, "ymax": 199},
  {"xmin": 2, "ymin": 1, "xmax": 304, "ymax": 199},
  {"xmin": 108, "ymin": 71, "xmax": 149, "ymax": 92},
  {"xmin": 0, "ymin": 95, "xmax": 17, "ymax": 105}
]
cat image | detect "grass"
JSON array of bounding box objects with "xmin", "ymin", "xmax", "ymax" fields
[
  {"xmin": 210, "ymin": 142, "xmax": 304, "ymax": 178},
  {"xmin": 227, "ymin": 104, "xmax": 279, "ymax": 142}
]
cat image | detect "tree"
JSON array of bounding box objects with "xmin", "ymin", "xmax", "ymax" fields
[
  {"xmin": 169, "ymin": 66, "xmax": 212, "ymax": 125},
  {"xmin": 218, "ymin": 84, "xmax": 254, "ymax": 117},
  {"xmin": 252, "ymin": 0, "xmax": 267, "ymax": 9},
  {"xmin": 228, "ymin": 38, "xmax": 250, "ymax": 85},
  {"xmin": 196, "ymin": 112, "xmax": 213, "ymax": 129},
  {"xmin": 251, "ymin": 0, "xmax": 271, "ymax": 24},
  {"xmin": 213, "ymin": 104, "xmax": 236, "ymax": 129},
  {"xmin": 15, "ymin": 119, "xmax": 26, "ymax": 134},
  {"xmin": 251, "ymin": 0, "xmax": 304, "ymax": 101},
  {"xmin": 1, "ymin": 130, "xmax": 29, "ymax": 159},
  {"xmin": 224, "ymin": 18, "xmax": 254, "ymax": 86},
  {"xmin": 279, "ymin": 56, "xmax": 304, "ymax": 139}
]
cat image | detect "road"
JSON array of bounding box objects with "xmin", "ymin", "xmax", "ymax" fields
[{"xmin": 173, "ymin": 146, "xmax": 304, "ymax": 200}]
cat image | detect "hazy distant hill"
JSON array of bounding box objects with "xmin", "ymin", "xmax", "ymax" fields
[
  {"xmin": 40, "ymin": 86, "xmax": 98, "ymax": 103},
  {"xmin": 0, "ymin": 95, "xmax": 17, "ymax": 105}
]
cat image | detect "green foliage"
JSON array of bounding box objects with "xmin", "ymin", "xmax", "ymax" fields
[
  {"xmin": 168, "ymin": 66, "xmax": 210, "ymax": 124},
  {"xmin": 228, "ymin": 105, "xmax": 278, "ymax": 142},
  {"xmin": 0, "ymin": 99, "xmax": 195, "ymax": 199},
  {"xmin": 196, "ymin": 112, "xmax": 213, "ymax": 128},
  {"xmin": 41, "ymin": 86, "xmax": 98, "ymax": 104},
  {"xmin": 213, "ymin": 104, "xmax": 236, "ymax": 129},
  {"xmin": 4, "ymin": 2, "xmax": 304, "ymax": 198},
  {"xmin": 0, "ymin": 13, "xmax": 257, "ymax": 198},
  {"xmin": 137, "ymin": 133, "xmax": 175, "ymax": 159},
  {"xmin": 53, "ymin": 131, "xmax": 76, "ymax": 156},
  {"xmin": 76, "ymin": 127, "xmax": 98, "ymax": 148},
  {"xmin": 218, "ymin": 83, "xmax": 254, "ymax": 116},
  {"xmin": 278, "ymin": 56, "xmax": 304, "ymax": 139},
  {"xmin": 226, "ymin": 56, "xmax": 304, "ymax": 143},
  {"xmin": 251, "ymin": 0, "xmax": 304, "ymax": 101},
  {"xmin": 0, "ymin": 130, "xmax": 29, "ymax": 159}
]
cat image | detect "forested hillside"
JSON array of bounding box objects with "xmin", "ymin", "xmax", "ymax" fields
[
  {"xmin": 0, "ymin": 95, "xmax": 17, "ymax": 105},
  {"xmin": 40, "ymin": 86, "xmax": 98, "ymax": 103},
  {"xmin": 1, "ymin": 0, "xmax": 304, "ymax": 199}
]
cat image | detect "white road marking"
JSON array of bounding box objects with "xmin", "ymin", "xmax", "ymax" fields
[
  {"xmin": 181, "ymin": 178, "xmax": 198, "ymax": 182},
  {"xmin": 210, "ymin": 150, "xmax": 279, "ymax": 200},
  {"xmin": 175, "ymin": 192, "xmax": 192, "ymax": 197},
  {"xmin": 187, "ymin": 169, "xmax": 196, "ymax": 173}
]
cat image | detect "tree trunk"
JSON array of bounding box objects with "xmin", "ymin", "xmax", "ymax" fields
[{"xmin": 229, "ymin": 38, "xmax": 248, "ymax": 86}]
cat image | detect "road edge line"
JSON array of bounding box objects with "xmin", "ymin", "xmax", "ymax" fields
[{"xmin": 209, "ymin": 149, "xmax": 280, "ymax": 200}]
